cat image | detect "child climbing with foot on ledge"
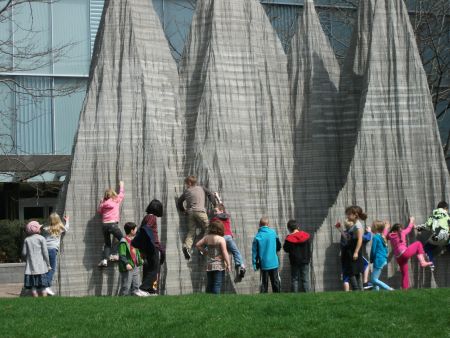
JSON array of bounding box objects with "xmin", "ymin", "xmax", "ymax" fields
[
  {"xmin": 387, "ymin": 217, "xmax": 433, "ymax": 289},
  {"xmin": 210, "ymin": 203, "xmax": 246, "ymax": 282},
  {"xmin": 98, "ymin": 180, "xmax": 125, "ymax": 267}
]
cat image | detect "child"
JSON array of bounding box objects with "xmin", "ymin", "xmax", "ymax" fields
[
  {"xmin": 22, "ymin": 221, "xmax": 51, "ymax": 297},
  {"xmin": 98, "ymin": 180, "xmax": 124, "ymax": 267},
  {"xmin": 417, "ymin": 201, "xmax": 450, "ymax": 266},
  {"xmin": 354, "ymin": 206, "xmax": 373, "ymax": 290},
  {"xmin": 210, "ymin": 204, "xmax": 246, "ymax": 282},
  {"xmin": 335, "ymin": 219, "xmax": 355, "ymax": 291},
  {"xmin": 336, "ymin": 206, "xmax": 364, "ymax": 291},
  {"xmin": 370, "ymin": 221, "xmax": 394, "ymax": 291},
  {"xmin": 137, "ymin": 199, "xmax": 165, "ymax": 295},
  {"xmin": 118, "ymin": 222, "xmax": 145, "ymax": 296},
  {"xmin": 196, "ymin": 220, "xmax": 231, "ymax": 294},
  {"xmin": 283, "ymin": 220, "xmax": 311, "ymax": 292},
  {"xmin": 177, "ymin": 175, "xmax": 217, "ymax": 260},
  {"xmin": 387, "ymin": 217, "xmax": 433, "ymax": 289},
  {"xmin": 41, "ymin": 213, "xmax": 70, "ymax": 296},
  {"xmin": 252, "ymin": 217, "xmax": 282, "ymax": 293}
]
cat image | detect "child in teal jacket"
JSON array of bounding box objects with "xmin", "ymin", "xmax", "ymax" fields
[{"xmin": 369, "ymin": 221, "xmax": 393, "ymax": 291}]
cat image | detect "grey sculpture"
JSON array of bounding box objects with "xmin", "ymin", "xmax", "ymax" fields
[
  {"xmin": 310, "ymin": 0, "xmax": 450, "ymax": 291},
  {"xmin": 179, "ymin": 0, "xmax": 293, "ymax": 293},
  {"xmin": 58, "ymin": 0, "xmax": 449, "ymax": 295},
  {"xmin": 58, "ymin": 0, "xmax": 182, "ymax": 296}
]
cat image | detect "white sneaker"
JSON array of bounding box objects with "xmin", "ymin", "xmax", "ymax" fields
[
  {"xmin": 109, "ymin": 254, "xmax": 119, "ymax": 262},
  {"xmin": 45, "ymin": 287, "xmax": 55, "ymax": 296},
  {"xmin": 98, "ymin": 259, "xmax": 108, "ymax": 267},
  {"xmin": 133, "ymin": 289, "xmax": 146, "ymax": 297}
]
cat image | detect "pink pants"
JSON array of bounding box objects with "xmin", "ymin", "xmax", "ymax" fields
[{"xmin": 396, "ymin": 241, "xmax": 425, "ymax": 289}]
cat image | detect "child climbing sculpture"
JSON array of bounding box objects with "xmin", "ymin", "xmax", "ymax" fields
[{"xmin": 177, "ymin": 175, "xmax": 217, "ymax": 260}]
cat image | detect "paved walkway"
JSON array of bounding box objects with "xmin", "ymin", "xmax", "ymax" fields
[{"xmin": 0, "ymin": 283, "xmax": 22, "ymax": 298}]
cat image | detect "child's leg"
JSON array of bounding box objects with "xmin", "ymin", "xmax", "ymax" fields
[
  {"xmin": 110, "ymin": 223, "xmax": 123, "ymax": 257},
  {"xmin": 402, "ymin": 241, "xmax": 432, "ymax": 267},
  {"xmin": 424, "ymin": 243, "xmax": 435, "ymax": 265},
  {"xmin": 102, "ymin": 224, "xmax": 113, "ymax": 260},
  {"xmin": 224, "ymin": 236, "xmax": 244, "ymax": 267},
  {"xmin": 371, "ymin": 266, "xmax": 393, "ymax": 290},
  {"xmin": 260, "ymin": 270, "xmax": 269, "ymax": 293},
  {"xmin": 130, "ymin": 267, "xmax": 141, "ymax": 295},
  {"xmin": 183, "ymin": 213, "xmax": 197, "ymax": 250},
  {"xmin": 349, "ymin": 274, "xmax": 362, "ymax": 291},
  {"xmin": 397, "ymin": 256, "xmax": 410, "ymax": 289},
  {"xmin": 120, "ymin": 271, "xmax": 132, "ymax": 296},
  {"xmin": 46, "ymin": 248, "xmax": 57, "ymax": 286},
  {"xmin": 290, "ymin": 265, "xmax": 300, "ymax": 292},
  {"xmin": 363, "ymin": 257, "xmax": 370, "ymax": 284},
  {"xmin": 268, "ymin": 268, "xmax": 281, "ymax": 293},
  {"xmin": 31, "ymin": 287, "xmax": 38, "ymax": 297},
  {"xmin": 299, "ymin": 263, "xmax": 311, "ymax": 292}
]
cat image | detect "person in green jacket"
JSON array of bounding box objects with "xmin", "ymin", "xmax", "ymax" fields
[{"xmin": 118, "ymin": 222, "xmax": 145, "ymax": 296}]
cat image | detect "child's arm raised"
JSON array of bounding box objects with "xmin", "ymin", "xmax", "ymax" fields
[
  {"xmin": 116, "ymin": 181, "xmax": 125, "ymax": 203},
  {"xmin": 403, "ymin": 217, "xmax": 415, "ymax": 236}
]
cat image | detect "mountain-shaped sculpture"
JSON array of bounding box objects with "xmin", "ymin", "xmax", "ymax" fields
[
  {"xmin": 311, "ymin": 0, "xmax": 450, "ymax": 291},
  {"xmin": 58, "ymin": 0, "xmax": 182, "ymax": 296},
  {"xmin": 179, "ymin": 0, "xmax": 293, "ymax": 293}
]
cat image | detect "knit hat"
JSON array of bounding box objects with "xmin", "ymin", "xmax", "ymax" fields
[{"xmin": 26, "ymin": 221, "xmax": 42, "ymax": 235}]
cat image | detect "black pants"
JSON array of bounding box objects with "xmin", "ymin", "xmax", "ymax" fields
[
  {"xmin": 102, "ymin": 223, "xmax": 123, "ymax": 259},
  {"xmin": 260, "ymin": 268, "xmax": 281, "ymax": 293},
  {"xmin": 140, "ymin": 251, "xmax": 160, "ymax": 293},
  {"xmin": 350, "ymin": 274, "xmax": 362, "ymax": 291}
]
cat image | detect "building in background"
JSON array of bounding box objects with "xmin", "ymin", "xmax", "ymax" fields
[{"xmin": 0, "ymin": 0, "xmax": 448, "ymax": 220}]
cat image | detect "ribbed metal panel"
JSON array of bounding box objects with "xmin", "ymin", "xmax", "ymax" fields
[
  {"xmin": 15, "ymin": 77, "xmax": 53, "ymax": 154},
  {"xmin": 89, "ymin": 0, "xmax": 106, "ymax": 55},
  {"xmin": 53, "ymin": 0, "xmax": 90, "ymax": 75},
  {"xmin": 54, "ymin": 78, "xmax": 87, "ymax": 154}
]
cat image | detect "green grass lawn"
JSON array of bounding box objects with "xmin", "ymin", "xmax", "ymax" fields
[{"xmin": 1, "ymin": 289, "xmax": 450, "ymax": 337}]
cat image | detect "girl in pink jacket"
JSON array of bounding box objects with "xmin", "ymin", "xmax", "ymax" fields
[
  {"xmin": 97, "ymin": 180, "xmax": 125, "ymax": 267},
  {"xmin": 387, "ymin": 217, "xmax": 433, "ymax": 289}
]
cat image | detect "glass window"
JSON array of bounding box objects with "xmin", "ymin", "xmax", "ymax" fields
[
  {"xmin": 0, "ymin": 79, "xmax": 15, "ymax": 153},
  {"xmin": 0, "ymin": 0, "xmax": 13, "ymax": 73},
  {"xmin": 54, "ymin": 78, "xmax": 87, "ymax": 154},
  {"xmin": 53, "ymin": 0, "xmax": 90, "ymax": 75}
]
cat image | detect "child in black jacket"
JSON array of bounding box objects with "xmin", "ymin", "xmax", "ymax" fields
[{"xmin": 283, "ymin": 220, "xmax": 311, "ymax": 292}]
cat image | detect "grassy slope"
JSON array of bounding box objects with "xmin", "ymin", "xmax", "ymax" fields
[{"xmin": 1, "ymin": 289, "xmax": 450, "ymax": 337}]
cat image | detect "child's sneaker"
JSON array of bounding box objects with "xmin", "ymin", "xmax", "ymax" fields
[
  {"xmin": 109, "ymin": 254, "xmax": 119, "ymax": 262},
  {"xmin": 182, "ymin": 247, "xmax": 191, "ymax": 260},
  {"xmin": 363, "ymin": 282, "xmax": 373, "ymax": 290},
  {"xmin": 98, "ymin": 259, "xmax": 108, "ymax": 267},
  {"xmin": 239, "ymin": 266, "xmax": 246, "ymax": 279},
  {"xmin": 45, "ymin": 287, "xmax": 55, "ymax": 296}
]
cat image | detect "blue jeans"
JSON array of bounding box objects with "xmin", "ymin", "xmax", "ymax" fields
[
  {"xmin": 46, "ymin": 248, "xmax": 58, "ymax": 287},
  {"xmin": 206, "ymin": 270, "xmax": 224, "ymax": 294},
  {"xmin": 371, "ymin": 265, "xmax": 392, "ymax": 291},
  {"xmin": 224, "ymin": 235, "xmax": 244, "ymax": 267},
  {"xmin": 291, "ymin": 264, "xmax": 310, "ymax": 292}
]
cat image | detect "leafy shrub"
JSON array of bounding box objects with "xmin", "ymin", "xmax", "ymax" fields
[{"xmin": 0, "ymin": 219, "xmax": 45, "ymax": 263}]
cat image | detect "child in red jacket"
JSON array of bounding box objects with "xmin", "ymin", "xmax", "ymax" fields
[{"xmin": 283, "ymin": 220, "xmax": 311, "ymax": 292}]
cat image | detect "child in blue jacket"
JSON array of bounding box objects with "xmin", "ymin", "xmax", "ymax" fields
[
  {"xmin": 370, "ymin": 221, "xmax": 394, "ymax": 291},
  {"xmin": 252, "ymin": 217, "xmax": 281, "ymax": 293}
]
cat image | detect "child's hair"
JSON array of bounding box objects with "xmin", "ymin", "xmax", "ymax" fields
[
  {"xmin": 372, "ymin": 220, "xmax": 385, "ymax": 233},
  {"xmin": 216, "ymin": 204, "xmax": 226, "ymax": 212},
  {"xmin": 437, "ymin": 201, "xmax": 449, "ymax": 210},
  {"xmin": 287, "ymin": 219, "xmax": 298, "ymax": 232},
  {"xmin": 47, "ymin": 213, "xmax": 65, "ymax": 237},
  {"xmin": 389, "ymin": 223, "xmax": 404, "ymax": 238},
  {"xmin": 184, "ymin": 175, "xmax": 197, "ymax": 186},
  {"xmin": 259, "ymin": 216, "xmax": 269, "ymax": 227},
  {"xmin": 103, "ymin": 188, "xmax": 117, "ymax": 201},
  {"xmin": 146, "ymin": 199, "xmax": 163, "ymax": 217},
  {"xmin": 352, "ymin": 205, "xmax": 368, "ymax": 221},
  {"xmin": 208, "ymin": 220, "xmax": 224, "ymax": 236},
  {"xmin": 124, "ymin": 222, "xmax": 137, "ymax": 235}
]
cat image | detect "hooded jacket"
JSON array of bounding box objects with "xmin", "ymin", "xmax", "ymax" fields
[
  {"xmin": 283, "ymin": 230, "xmax": 311, "ymax": 265},
  {"xmin": 211, "ymin": 212, "xmax": 233, "ymax": 236},
  {"xmin": 252, "ymin": 226, "xmax": 281, "ymax": 271}
]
